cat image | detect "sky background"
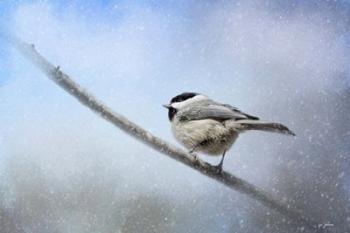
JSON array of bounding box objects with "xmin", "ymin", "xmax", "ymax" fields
[{"xmin": 0, "ymin": 0, "xmax": 350, "ymax": 233}]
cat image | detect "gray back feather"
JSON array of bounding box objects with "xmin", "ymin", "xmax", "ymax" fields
[{"xmin": 176, "ymin": 99, "xmax": 259, "ymax": 122}]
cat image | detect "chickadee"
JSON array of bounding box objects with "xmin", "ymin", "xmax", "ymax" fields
[{"xmin": 163, "ymin": 92, "xmax": 295, "ymax": 171}]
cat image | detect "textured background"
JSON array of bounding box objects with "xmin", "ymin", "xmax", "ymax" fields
[{"xmin": 0, "ymin": 1, "xmax": 349, "ymax": 232}]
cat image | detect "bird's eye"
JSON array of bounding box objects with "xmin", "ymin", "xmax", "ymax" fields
[{"xmin": 168, "ymin": 107, "xmax": 177, "ymax": 121}]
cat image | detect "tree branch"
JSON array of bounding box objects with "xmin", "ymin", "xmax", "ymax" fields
[{"xmin": 9, "ymin": 36, "xmax": 321, "ymax": 231}]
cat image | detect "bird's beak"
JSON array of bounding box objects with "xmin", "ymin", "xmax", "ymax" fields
[{"xmin": 162, "ymin": 104, "xmax": 171, "ymax": 109}]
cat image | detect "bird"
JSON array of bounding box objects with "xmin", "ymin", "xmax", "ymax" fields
[{"xmin": 163, "ymin": 92, "xmax": 295, "ymax": 171}]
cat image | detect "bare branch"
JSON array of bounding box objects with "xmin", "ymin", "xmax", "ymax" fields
[{"xmin": 9, "ymin": 37, "xmax": 321, "ymax": 231}]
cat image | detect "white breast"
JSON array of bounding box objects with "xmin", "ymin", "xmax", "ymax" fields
[{"xmin": 171, "ymin": 118, "xmax": 239, "ymax": 155}]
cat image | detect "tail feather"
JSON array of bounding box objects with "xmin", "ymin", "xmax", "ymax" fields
[{"xmin": 237, "ymin": 120, "xmax": 296, "ymax": 136}]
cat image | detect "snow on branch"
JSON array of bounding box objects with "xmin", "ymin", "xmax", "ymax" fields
[{"xmin": 9, "ymin": 36, "xmax": 321, "ymax": 232}]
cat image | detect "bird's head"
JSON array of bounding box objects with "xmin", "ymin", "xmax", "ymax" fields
[{"xmin": 163, "ymin": 92, "xmax": 208, "ymax": 121}]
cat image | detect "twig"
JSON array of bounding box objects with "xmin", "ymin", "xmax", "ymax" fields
[{"xmin": 9, "ymin": 36, "xmax": 320, "ymax": 231}]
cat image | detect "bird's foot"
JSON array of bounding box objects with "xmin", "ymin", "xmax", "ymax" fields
[
  {"xmin": 188, "ymin": 150, "xmax": 200, "ymax": 165},
  {"xmin": 213, "ymin": 161, "xmax": 224, "ymax": 174},
  {"xmin": 212, "ymin": 151, "xmax": 226, "ymax": 173},
  {"xmin": 189, "ymin": 148, "xmax": 197, "ymax": 157},
  {"xmin": 189, "ymin": 151, "xmax": 198, "ymax": 160},
  {"xmin": 192, "ymin": 154, "xmax": 198, "ymax": 161}
]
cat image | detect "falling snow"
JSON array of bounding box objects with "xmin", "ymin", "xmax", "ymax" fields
[{"xmin": 0, "ymin": 1, "xmax": 350, "ymax": 233}]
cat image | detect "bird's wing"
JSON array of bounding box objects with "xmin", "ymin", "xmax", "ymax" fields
[
  {"xmin": 177, "ymin": 103, "xmax": 259, "ymax": 122},
  {"xmin": 220, "ymin": 103, "xmax": 259, "ymax": 120}
]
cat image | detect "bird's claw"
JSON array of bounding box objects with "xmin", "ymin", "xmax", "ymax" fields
[
  {"xmin": 189, "ymin": 151, "xmax": 200, "ymax": 165},
  {"xmin": 192, "ymin": 153, "xmax": 198, "ymax": 160},
  {"xmin": 213, "ymin": 162, "xmax": 224, "ymax": 174},
  {"xmin": 192, "ymin": 153, "xmax": 199, "ymax": 162}
]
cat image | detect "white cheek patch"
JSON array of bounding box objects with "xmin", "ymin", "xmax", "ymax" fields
[
  {"xmin": 171, "ymin": 101, "xmax": 187, "ymax": 109},
  {"xmin": 171, "ymin": 95, "xmax": 208, "ymax": 109}
]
